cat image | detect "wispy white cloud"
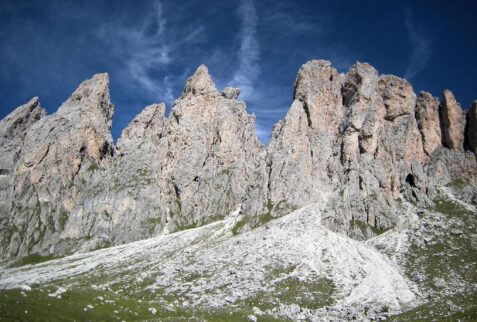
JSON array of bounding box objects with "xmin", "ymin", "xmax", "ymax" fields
[
  {"xmin": 98, "ymin": 0, "xmax": 205, "ymax": 105},
  {"xmin": 404, "ymin": 8, "xmax": 431, "ymax": 80},
  {"xmin": 109, "ymin": 1, "xmax": 170, "ymax": 94},
  {"xmin": 228, "ymin": 0, "xmax": 260, "ymax": 101}
]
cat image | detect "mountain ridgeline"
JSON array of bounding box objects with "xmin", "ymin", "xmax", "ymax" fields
[{"xmin": 1, "ymin": 60, "xmax": 476, "ymax": 259}]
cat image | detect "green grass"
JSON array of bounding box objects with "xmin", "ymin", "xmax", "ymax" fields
[
  {"xmin": 0, "ymin": 287, "xmax": 281, "ymax": 321},
  {"xmin": 445, "ymin": 179, "xmax": 469, "ymax": 190},
  {"xmin": 389, "ymin": 291, "xmax": 477, "ymax": 321},
  {"xmin": 8, "ymin": 254, "xmax": 58, "ymax": 268},
  {"xmin": 231, "ymin": 199, "xmax": 297, "ymax": 235},
  {"xmin": 142, "ymin": 217, "xmax": 162, "ymax": 235},
  {"xmin": 231, "ymin": 218, "xmax": 247, "ymax": 236},
  {"xmin": 350, "ymin": 219, "xmax": 387, "ymax": 236},
  {"xmin": 58, "ymin": 211, "xmax": 68, "ymax": 230},
  {"xmin": 242, "ymin": 276, "xmax": 335, "ymax": 313},
  {"xmin": 86, "ymin": 164, "xmax": 100, "ymax": 172},
  {"xmin": 393, "ymin": 198, "xmax": 477, "ymax": 320},
  {"xmin": 272, "ymin": 277, "xmax": 335, "ymax": 310}
]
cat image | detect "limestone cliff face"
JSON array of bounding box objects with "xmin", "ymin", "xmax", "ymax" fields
[
  {"xmin": 0, "ymin": 66, "xmax": 266, "ymax": 257},
  {"xmin": 0, "ymin": 74, "xmax": 115, "ymax": 257},
  {"xmin": 441, "ymin": 90, "xmax": 466, "ymax": 151},
  {"xmin": 0, "ymin": 98, "xmax": 47, "ymax": 254},
  {"xmin": 0, "ymin": 60, "xmax": 476, "ymax": 258},
  {"xmin": 416, "ymin": 91, "xmax": 442, "ymax": 157},
  {"xmin": 152, "ymin": 65, "xmax": 267, "ymax": 232},
  {"xmin": 267, "ymin": 60, "xmax": 476, "ymax": 239}
]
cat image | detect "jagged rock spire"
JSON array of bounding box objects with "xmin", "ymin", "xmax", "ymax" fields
[
  {"xmin": 415, "ymin": 91, "xmax": 442, "ymax": 157},
  {"xmin": 440, "ymin": 89, "xmax": 466, "ymax": 151},
  {"xmin": 0, "ymin": 97, "xmax": 46, "ymax": 139},
  {"xmin": 181, "ymin": 65, "xmax": 218, "ymax": 98},
  {"xmin": 116, "ymin": 103, "xmax": 166, "ymax": 155},
  {"xmin": 59, "ymin": 73, "xmax": 114, "ymax": 123},
  {"xmin": 293, "ymin": 60, "xmax": 343, "ymax": 131}
]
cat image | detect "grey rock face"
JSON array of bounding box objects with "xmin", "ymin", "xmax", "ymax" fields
[
  {"xmin": 116, "ymin": 103, "xmax": 166, "ymax": 155},
  {"xmin": 267, "ymin": 60, "xmax": 344, "ymax": 217},
  {"xmin": 0, "ymin": 98, "xmax": 47, "ymax": 254},
  {"xmin": 267, "ymin": 59, "xmax": 473, "ymax": 240},
  {"xmin": 0, "ymin": 66, "xmax": 267, "ymax": 257},
  {"xmin": 155, "ymin": 66, "xmax": 266, "ymax": 231},
  {"xmin": 416, "ymin": 91, "xmax": 442, "ymax": 157},
  {"xmin": 0, "ymin": 74, "xmax": 115, "ymax": 257},
  {"xmin": 294, "ymin": 60, "xmax": 344, "ymax": 131},
  {"xmin": 440, "ymin": 90, "xmax": 466, "ymax": 151},
  {"xmin": 221, "ymin": 87, "xmax": 240, "ymax": 100},
  {"xmin": 0, "ymin": 59, "xmax": 476, "ymax": 259}
]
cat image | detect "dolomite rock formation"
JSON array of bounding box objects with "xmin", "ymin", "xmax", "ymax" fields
[
  {"xmin": 267, "ymin": 60, "xmax": 475, "ymax": 240},
  {"xmin": 0, "ymin": 65, "xmax": 267, "ymax": 257},
  {"xmin": 0, "ymin": 74, "xmax": 115, "ymax": 257},
  {"xmin": 267, "ymin": 60, "xmax": 344, "ymax": 214},
  {"xmin": 0, "ymin": 59, "xmax": 476, "ymax": 258},
  {"xmin": 441, "ymin": 89, "xmax": 466, "ymax": 151},
  {"xmin": 0, "ymin": 98, "xmax": 46, "ymax": 240},
  {"xmin": 415, "ymin": 91, "xmax": 442, "ymax": 157}
]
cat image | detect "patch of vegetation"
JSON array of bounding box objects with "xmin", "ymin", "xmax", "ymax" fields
[
  {"xmin": 350, "ymin": 219, "xmax": 387, "ymax": 236},
  {"xmin": 231, "ymin": 199, "xmax": 297, "ymax": 235},
  {"xmin": 174, "ymin": 221, "xmax": 197, "ymax": 232},
  {"xmin": 445, "ymin": 179, "xmax": 469, "ymax": 190},
  {"xmin": 231, "ymin": 218, "xmax": 247, "ymax": 236},
  {"xmin": 432, "ymin": 199, "xmax": 470, "ymax": 218},
  {"xmin": 58, "ymin": 210, "xmax": 69, "ymax": 230},
  {"xmin": 396, "ymin": 198, "xmax": 477, "ymax": 320},
  {"xmin": 175, "ymin": 199, "xmax": 182, "ymax": 212},
  {"xmin": 102, "ymin": 210, "xmax": 110, "ymax": 220},
  {"xmin": 241, "ymin": 268, "xmax": 335, "ymax": 313},
  {"xmin": 272, "ymin": 276, "xmax": 335, "ymax": 310},
  {"xmin": 0, "ymin": 286, "xmax": 282, "ymax": 321},
  {"xmin": 86, "ymin": 164, "xmax": 100, "ymax": 172},
  {"xmin": 255, "ymin": 199, "xmax": 280, "ymax": 227},
  {"xmin": 8, "ymin": 253, "xmax": 58, "ymax": 268},
  {"xmin": 389, "ymin": 291, "xmax": 477, "ymax": 321},
  {"xmin": 141, "ymin": 217, "xmax": 162, "ymax": 235}
]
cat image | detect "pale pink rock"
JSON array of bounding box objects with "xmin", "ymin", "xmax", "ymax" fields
[
  {"xmin": 440, "ymin": 90, "xmax": 465, "ymax": 151},
  {"xmin": 294, "ymin": 60, "xmax": 344, "ymax": 132},
  {"xmin": 415, "ymin": 91, "xmax": 442, "ymax": 157}
]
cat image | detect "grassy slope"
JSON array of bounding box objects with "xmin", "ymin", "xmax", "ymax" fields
[{"xmin": 390, "ymin": 186, "xmax": 477, "ymax": 320}]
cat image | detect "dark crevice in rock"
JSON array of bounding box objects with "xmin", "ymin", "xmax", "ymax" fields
[
  {"xmin": 406, "ymin": 174, "xmax": 416, "ymax": 187},
  {"xmin": 301, "ymin": 100, "xmax": 313, "ymax": 128}
]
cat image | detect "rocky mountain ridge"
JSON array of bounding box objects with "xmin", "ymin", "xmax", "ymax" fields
[{"xmin": 0, "ymin": 60, "xmax": 476, "ymax": 260}]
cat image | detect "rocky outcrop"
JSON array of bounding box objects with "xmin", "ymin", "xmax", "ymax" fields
[
  {"xmin": 0, "ymin": 66, "xmax": 267, "ymax": 257},
  {"xmin": 440, "ymin": 90, "xmax": 466, "ymax": 151},
  {"xmin": 267, "ymin": 60, "xmax": 473, "ymax": 240},
  {"xmin": 0, "ymin": 59, "xmax": 476, "ymax": 259},
  {"xmin": 154, "ymin": 65, "xmax": 266, "ymax": 231},
  {"xmin": 266, "ymin": 60, "xmax": 344, "ymax": 215},
  {"xmin": 0, "ymin": 74, "xmax": 115, "ymax": 257},
  {"xmin": 415, "ymin": 91, "xmax": 442, "ymax": 157},
  {"xmin": 221, "ymin": 87, "xmax": 240, "ymax": 100},
  {"xmin": 0, "ymin": 98, "xmax": 47, "ymax": 255}
]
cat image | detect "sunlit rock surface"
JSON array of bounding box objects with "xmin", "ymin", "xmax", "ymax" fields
[{"xmin": 0, "ymin": 59, "xmax": 476, "ymax": 320}]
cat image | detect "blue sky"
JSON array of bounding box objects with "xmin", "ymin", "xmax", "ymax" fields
[{"xmin": 1, "ymin": 0, "xmax": 476, "ymax": 144}]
